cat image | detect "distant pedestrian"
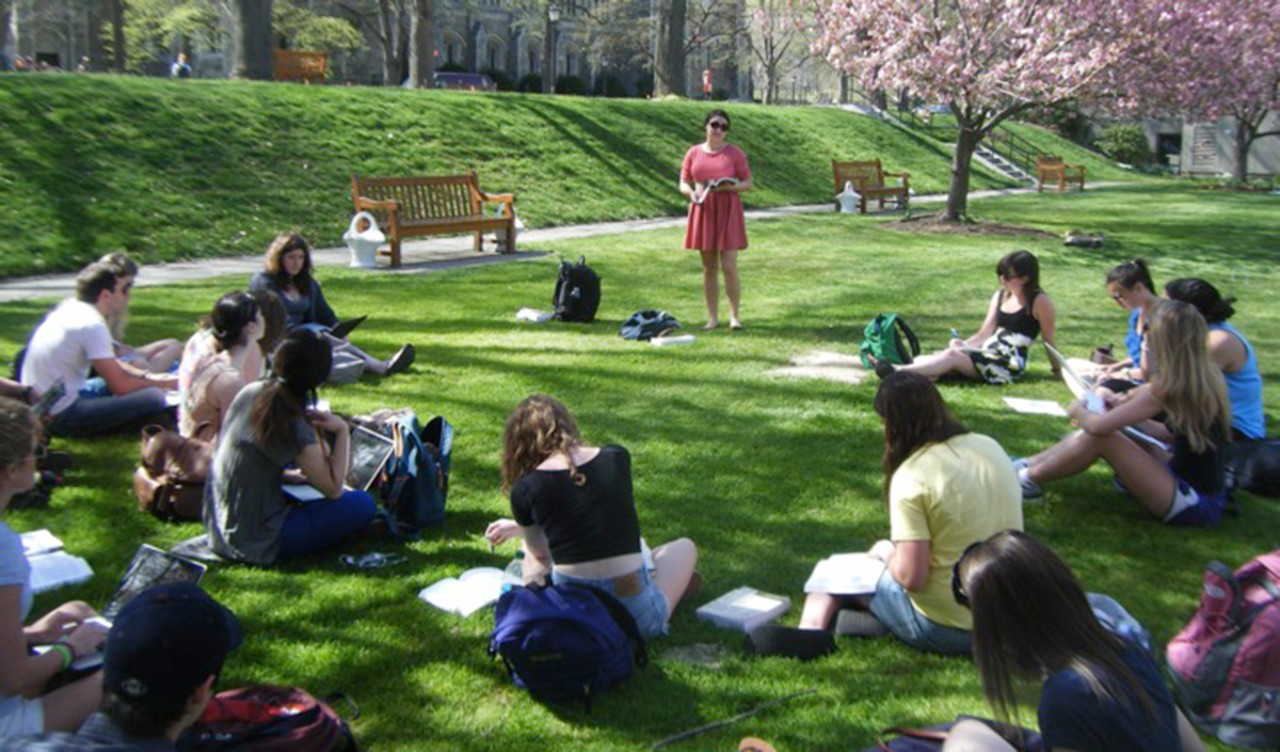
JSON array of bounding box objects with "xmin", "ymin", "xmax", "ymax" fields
[{"xmin": 171, "ymin": 53, "xmax": 192, "ymax": 79}]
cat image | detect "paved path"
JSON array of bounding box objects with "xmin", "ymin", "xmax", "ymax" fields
[{"xmin": 0, "ymin": 184, "xmax": 1121, "ymax": 303}]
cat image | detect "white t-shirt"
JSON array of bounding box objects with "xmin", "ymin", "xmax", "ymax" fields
[{"xmin": 20, "ymin": 299, "xmax": 114, "ymax": 416}]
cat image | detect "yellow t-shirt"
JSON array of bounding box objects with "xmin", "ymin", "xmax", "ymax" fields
[{"xmin": 888, "ymin": 433, "xmax": 1024, "ymax": 629}]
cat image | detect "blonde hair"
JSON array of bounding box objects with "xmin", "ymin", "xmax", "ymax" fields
[
  {"xmin": 500, "ymin": 395, "xmax": 586, "ymax": 495},
  {"xmin": 1148, "ymin": 300, "xmax": 1230, "ymax": 452},
  {"xmin": 0, "ymin": 397, "xmax": 35, "ymax": 472}
]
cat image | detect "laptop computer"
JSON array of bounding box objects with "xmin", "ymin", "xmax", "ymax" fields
[
  {"xmin": 282, "ymin": 425, "xmax": 395, "ymax": 504},
  {"xmin": 328, "ymin": 315, "xmax": 367, "ymax": 340}
]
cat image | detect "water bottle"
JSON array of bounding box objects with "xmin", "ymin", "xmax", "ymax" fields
[{"xmin": 501, "ymin": 550, "xmax": 525, "ymax": 592}]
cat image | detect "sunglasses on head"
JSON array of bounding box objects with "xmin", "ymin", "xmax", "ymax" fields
[
  {"xmin": 708, "ymin": 121, "xmax": 729, "ymax": 131},
  {"xmin": 950, "ymin": 540, "xmax": 984, "ymax": 607}
]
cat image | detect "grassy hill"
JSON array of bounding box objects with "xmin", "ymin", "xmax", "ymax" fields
[{"xmin": 0, "ymin": 75, "xmax": 1125, "ymax": 278}]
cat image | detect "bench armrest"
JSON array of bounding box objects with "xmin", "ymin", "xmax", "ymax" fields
[
  {"xmin": 883, "ymin": 172, "xmax": 910, "ymax": 179},
  {"xmin": 479, "ymin": 192, "xmax": 516, "ymax": 205},
  {"xmin": 355, "ymin": 196, "xmax": 400, "ymax": 213}
]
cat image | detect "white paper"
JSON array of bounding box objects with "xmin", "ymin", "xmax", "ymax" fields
[
  {"xmin": 516, "ymin": 308, "xmax": 554, "ymax": 323},
  {"xmin": 1084, "ymin": 391, "xmax": 1106, "ymax": 414},
  {"xmin": 695, "ymin": 586, "xmax": 790, "ymax": 632},
  {"xmin": 419, "ymin": 567, "xmax": 505, "ymax": 617},
  {"xmin": 21, "ymin": 529, "xmax": 64, "ymax": 557},
  {"xmin": 1002, "ymin": 397, "xmax": 1068, "ymax": 417},
  {"xmin": 651, "ymin": 334, "xmax": 696, "ymax": 347},
  {"xmin": 804, "ymin": 553, "xmax": 886, "ymax": 595},
  {"xmin": 29, "ymin": 551, "xmax": 93, "ymax": 594},
  {"xmin": 282, "ymin": 484, "xmax": 326, "ymax": 503}
]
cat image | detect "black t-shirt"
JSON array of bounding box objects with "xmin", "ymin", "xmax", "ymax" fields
[
  {"xmin": 1170, "ymin": 418, "xmax": 1226, "ymax": 495},
  {"xmin": 509, "ymin": 445, "xmax": 642, "ymax": 565}
]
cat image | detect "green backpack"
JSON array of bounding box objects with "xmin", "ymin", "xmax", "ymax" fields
[{"xmin": 859, "ymin": 313, "xmax": 921, "ymax": 370}]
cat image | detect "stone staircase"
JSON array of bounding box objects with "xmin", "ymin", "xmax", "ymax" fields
[{"xmin": 974, "ymin": 143, "xmax": 1034, "ymax": 184}]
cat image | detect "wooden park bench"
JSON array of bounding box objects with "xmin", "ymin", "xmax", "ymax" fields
[
  {"xmin": 831, "ymin": 159, "xmax": 911, "ymax": 214},
  {"xmin": 1036, "ymin": 155, "xmax": 1086, "ymax": 193},
  {"xmin": 273, "ymin": 50, "xmax": 327, "ymax": 83},
  {"xmin": 351, "ymin": 172, "xmax": 516, "ymax": 268}
]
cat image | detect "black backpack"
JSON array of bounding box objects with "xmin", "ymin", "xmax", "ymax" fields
[
  {"xmin": 619, "ymin": 310, "xmax": 680, "ymax": 341},
  {"xmin": 553, "ymin": 256, "xmax": 601, "ymax": 323}
]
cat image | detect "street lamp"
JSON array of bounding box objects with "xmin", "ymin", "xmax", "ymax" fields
[{"xmin": 543, "ymin": 1, "xmax": 561, "ymax": 94}]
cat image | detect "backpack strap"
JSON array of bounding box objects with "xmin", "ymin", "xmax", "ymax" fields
[
  {"xmin": 891, "ymin": 317, "xmax": 922, "ymax": 362},
  {"xmin": 563, "ymin": 583, "xmax": 649, "ymax": 669}
]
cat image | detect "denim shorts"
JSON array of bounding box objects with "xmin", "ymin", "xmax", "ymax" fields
[
  {"xmin": 868, "ymin": 570, "xmax": 972, "ymax": 656},
  {"xmin": 1163, "ymin": 476, "xmax": 1226, "ymax": 527},
  {"xmin": 552, "ymin": 566, "xmax": 670, "ymax": 639}
]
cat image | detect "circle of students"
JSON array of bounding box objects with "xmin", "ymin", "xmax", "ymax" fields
[{"xmin": 0, "ymin": 232, "xmax": 1265, "ymax": 750}]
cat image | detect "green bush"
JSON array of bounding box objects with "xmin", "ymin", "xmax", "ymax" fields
[
  {"xmin": 481, "ymin": 68, "xmax": 515, "ymax": 92},
  {"xmin": 554, "ymin": 74, "xmax": 587, "ymax": 95},
  {"xmin": 1093, "ymin": 124, "xmax": 1152, "ymax": 167},
  {"xmin": 436, "ymin": 61, "xmax": 468, "ymax": 73},
  {"xmin": 592, "ymin": 72, "xmax": 628, "ymax": 98},
  {"xmin": 517, "ymin": 73, "xmax": 542, "ymax": 92}
]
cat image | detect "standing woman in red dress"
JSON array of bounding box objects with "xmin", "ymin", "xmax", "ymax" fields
[{"xmin": 680, "ymin": 109, "xmax": 754, "ymax": 330}]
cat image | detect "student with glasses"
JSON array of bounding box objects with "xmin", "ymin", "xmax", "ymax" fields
[
  {"xmin": 679, "ymin": 109, "xmax": 755, "ymax": 331},
  {"xmin": 0, "ymin": 397, "xmax": 108, "ymax": 738},
  {"xmin": 944, "ymin": 530, "xmax": 1205, "ymax": 752},
  {"xmin": 870, "ymin": 250, "xmax": 1058, "ymax": 385},
  {"xmin": 1094, "ymin": 258, "xmax": 1160, "ymax": 392}
]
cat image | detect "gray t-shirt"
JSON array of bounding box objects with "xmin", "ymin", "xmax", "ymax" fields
[
  {"xmin": 204, "ymin": 381, "xmax": 316, "ymax": 564},
  {"xmin": 0, "ymin": 520, "xmax": 34, "ymax": 727}
]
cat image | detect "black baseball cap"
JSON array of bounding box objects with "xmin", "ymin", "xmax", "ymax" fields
[{"xmin": 104, "ymin": 583, "xmax": 243, "ymax": 702}]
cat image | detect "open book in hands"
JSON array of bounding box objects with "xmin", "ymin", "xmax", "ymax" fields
[{"xmin": 691, "ymin": 177, "xmax": 740, "ymax": 204}]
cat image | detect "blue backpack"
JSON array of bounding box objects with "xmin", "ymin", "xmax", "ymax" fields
[
  {"xmin": 381, "ymin": 414, "xmax": 452, "ymax": 539},
  {"xmin": 490, "ymin": 584, "xmax": 647, "ymax": 710}
]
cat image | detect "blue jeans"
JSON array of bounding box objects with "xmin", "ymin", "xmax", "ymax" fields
[
  {"xmin": 552, "ymin": 566, "xmax": 670, "ymax": 639},
  {"xmin": 46, "ymin": 387, "xmax": 169, "ymax": 438},
  {"xmin": 868, "ymin": 570, "xmax": 972, "ymax": 656},
  {"xmin": 277, "ymin": 490, "xmax": 377, "ymax": 561}
]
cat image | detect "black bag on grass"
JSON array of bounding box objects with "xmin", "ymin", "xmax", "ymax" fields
[
  {"xmin": 1225, "ymin": 439, "xmax": 1280, "ymax": 498},
  {"xmin": 553, "ymin": 256, "xmax": 601, "ymax": 323}
]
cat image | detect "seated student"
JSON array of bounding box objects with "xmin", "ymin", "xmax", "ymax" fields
[
  {"xmin": 0, "ymin": 397, "xmax": 108, "ymax": 739},
  {"xmin": 1018, "ymin": 300, "xmax": 1230, "ymax": 526},
  {"xmin": 871, "ymin": 251, "xmax": 1058, "ymax": 385},
  {"xmin": 9, "ymin": 583, "xmax": 242, "ymax": 751},
  {"xmin": 1093, "ymin": 258, "xmax": 1160, "ymax": 394},
  {"xmin": 204, "ymin": 330, "xmax": 377, "ymax": 565},
  {"xmin": 483, "ymin": 395, "xmax": 698, "ymax": 639},
  {"xmin": 248, "ymin": 233, "xmax": 413, "ymax": 378},
  {"xmin": 97, "ymin": 252, "xmax": 183, "ymax": 374},
  {"xmin": 180, "ymin": 292, "xmax": 265, "ymax": 442},
  {"xmin": 944, "ymin": 530, "xmax": 1206, "ymax": 752},
  {"xmin": 21, "ymin": 262, "xmax": 176, "ymax": 438},
  {"xmin": 177, "ymin": 289, "xmax": 283, "ymax": 405},
  {"xmin": 1165, "ymin": 278, "xmax": 1265, "ymax": 441},
  {"xmin": 795, "ymin": 372, "xmax": 1023, "ymax": 655}
]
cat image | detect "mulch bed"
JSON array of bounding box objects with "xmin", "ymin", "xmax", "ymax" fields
[{"xmin": 884, "ymin": 212, "xmax": 1057, "ymax": 238}]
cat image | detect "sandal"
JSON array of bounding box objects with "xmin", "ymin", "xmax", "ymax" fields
[{"xmin": 385, "ymin": 344, "xmax": 416, "ymax": 375}]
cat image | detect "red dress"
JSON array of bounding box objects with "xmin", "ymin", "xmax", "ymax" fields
[{"xmin": 682, "ymin": 143, "xmax": 751, "ymax": 252}]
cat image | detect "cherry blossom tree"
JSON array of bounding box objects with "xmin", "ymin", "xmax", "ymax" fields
[{"xmin": 809, "ymin": 0, "xmax": 1146, "ymax": 220}]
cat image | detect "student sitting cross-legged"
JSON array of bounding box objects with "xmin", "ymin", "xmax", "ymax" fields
[
  {"xmin": 484, "ymin": 394, "xmax": 698, "ymax": 639},
  {"xmin": 1016, "ymin": 300, "xmax": 1230, "ymax": 526},
  {"xmin": 203, "ymin": 330, "xmax": 377, "ymax": 565},
  {"xmin": 795, "ymin": 372, "xmax": 1023, "ymax": 656}
]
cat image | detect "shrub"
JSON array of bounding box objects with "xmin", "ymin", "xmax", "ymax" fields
[
  {"xmin": 437, "ymin": 61, "xmax": 468, "ymax": 73},
  {"xmin": 482, "ymin": 68, "xmax": 515, "ymax": 92},
  {"xmin": 555, "ymin": 74, "xmax": 587, "ymax": 95},
  {"xmin": 517, "ymin": 73, "xmax": 542, "ymax": 93},
  {"xmin": 1093, "ymin": 124, "xmax": 1152, "ymax": 167},
  {"xmin": 592, "ymin": 73, "xmax": 628, "ymax": 98}
]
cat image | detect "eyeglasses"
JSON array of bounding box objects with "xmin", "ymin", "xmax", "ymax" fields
[
  {"xmin": 1110, "ymin": 291, "xmax": 1127, "ymax": 302},
  {"xmin": 708, "ymin": 121, "xmax": 729, "ymax": 131},
  {"xmin": 950, "ymin": 541, "xmax": 984, "ymax": 607}
]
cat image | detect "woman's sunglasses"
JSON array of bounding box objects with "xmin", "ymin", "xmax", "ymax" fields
[
  {"xmin": 708, "ymin": 121, "xmax": 729, "ymax": 131},
  {"xmin": 950, "ymin": 540, "xmax": 984, "ymax": 607}
]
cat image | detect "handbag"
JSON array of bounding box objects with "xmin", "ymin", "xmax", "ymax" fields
[{"xmin": 135, "ymin": 424, "xmax": 213, "ymax": 522}]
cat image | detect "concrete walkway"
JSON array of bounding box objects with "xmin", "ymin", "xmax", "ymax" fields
[{"xmin": 0, "ymin": 184, "xmax": 1116, "ymax": 303}]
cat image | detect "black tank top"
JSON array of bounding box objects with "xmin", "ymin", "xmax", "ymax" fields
[{"xmin": 996, "ymin": 291, "xmax": 1041, "ymax": 339}]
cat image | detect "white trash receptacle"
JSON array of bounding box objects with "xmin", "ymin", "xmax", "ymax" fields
[
  {"xmin": 343, "ymin": 211, "xmax": 385, "ymax": 269},
  {"xmin": 836, "ymin": 181, "xmax": 862, "ymax": 215}
]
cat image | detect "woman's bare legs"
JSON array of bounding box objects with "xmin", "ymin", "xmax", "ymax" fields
[
  {"xmin": 721, "ymin": 251, "xmax": 742, "ymax": 328},
  {"xmin": 1026, "ymin": 430, "xmax": 1177, "ymax": 518},
  {"xmin": 889, "ymin": 348, "xmax": 980, "ymax": 381},
  {"xmin": 651, "ymin": 538, "xmax": 698, "ymax": 618},
  {"xmin": 700, "ymin": 250, "xmax": 720, "ymax": 328},
  {"xmin": 135, "ymin": 339, "xmax": 183, "ymax": 373},
  {"xmin": 326, "ymin": 334, "xmax": 389, "ymax": 375}
]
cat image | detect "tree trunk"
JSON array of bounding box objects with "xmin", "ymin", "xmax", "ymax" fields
[
  {"xmin": 376, "ymin": 0, "xmax": 400, "ymax": 86},
  {"xmin": 945, "ymin": 126, "xmax": 982, "ymax": 222},
  {"xmin": 86, "ymin": 0, "xmax": 107, "ymax": 71},
  {"xmin": 109, "ymin": 0, "xmax": 126, "ymax": 71},
  {"xmin": 407, "ymin": 0, "xmax": 433, "ymax": 88},
  {"xmin": 1, "ymin": 1, "xmax": 11, "ymax": 69},
  {"xmin": 542, "ymin": 2, "xmax": 554, "ymax": 93},
  {"xmin": 1233, "ymin": 118, "xmax": 1251, "ymax": 183},
  {"xmin": 229, "ymin": 0, "xmax": 274, "ymax": 80},
  {"xmin": 653, "ymin": 0, "xmax": 686, "ymax": 97}
]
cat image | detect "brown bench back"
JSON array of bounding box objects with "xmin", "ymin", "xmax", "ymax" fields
[
  {"xmin": 832, "ymin": 160, "xmax": 888, "ymax": 193},
  {"xmin": 352, "ymin": 173, "xmax": 482, "ymax": 221},
  {"xmin": 1037, "ymin": 155, "xmax": 1065, "ymax": 168}
]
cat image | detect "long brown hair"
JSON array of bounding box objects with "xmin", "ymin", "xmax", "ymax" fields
[
  {"xmin": 873, "ymin": 372, "xmax": 968, "ymax": 502},
  {"xmin": 0, "ymin": 397, "xmax": 34, "ymax": 473},
  {"xmin": 1147, "ymin": 300, "xmax": 1229, "ymax": 452},
  {"xmin": 250, "ymin": 330, "xmax": 331, "ymax": 448},
  {"xmin": 263, "ymin": 233, "xmax": 314, "ymax": 292},
  {"xmin": 957, "ymin": 531, "xmax": 1155, "ymax": 727},
  {"xmin": 500, "ymin": 395, "xmax": 586, "ymax": 495}
]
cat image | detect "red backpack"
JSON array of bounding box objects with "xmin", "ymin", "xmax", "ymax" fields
[
  {"xmin": 176, "ymin": 685, "xmax": 357, "ymax": 752},
  {"xmin": 1166, "ymin": 551, "xmax": 1280, "ymax": 750}
]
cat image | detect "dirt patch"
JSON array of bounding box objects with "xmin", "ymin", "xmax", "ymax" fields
[{"xmin": 885, "ymin": 212, "xmax": 1056, "ymax": 238}]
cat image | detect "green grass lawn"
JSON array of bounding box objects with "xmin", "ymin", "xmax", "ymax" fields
[
  {"xmin": 3, "ymin": 185, "xmax": 1276, "ymax": 750},
  {"xmin": 0, "ymin": 76, "xmax": 1141, "ymax": 278}
]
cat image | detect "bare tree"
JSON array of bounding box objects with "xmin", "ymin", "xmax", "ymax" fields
[
  {"xmin": 406, "ymin": 0, "xmax": 433, "ymax": 87},
  {"xmin": 653, "ymin": 0, "xmax": 686, "ymax": 95},
  {"xmin": 228, "ymin": 0, "xmax": 274, "ymax": 79},
  {"xmin": 744, "ymin": 0, "xmax": 808, "ymax": 104}
]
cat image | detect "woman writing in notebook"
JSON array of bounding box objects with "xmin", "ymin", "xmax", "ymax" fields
[
  {"xmin": 0, "ymin": 397, "xmax": 107, "ymax": 737},
  {"xmin": 179, "ymin": 291, "xmax": 265, "ymax": 443},
  {"xmin": 484, "ymin": 395, "xmax": 698, "ymax": 638},
  {"xmin": 204, "ymin": 331, "xmax": 377, "ymax": 564},
  {"xmin": 872, "ymin": 250, "xmax": 1058, "ymax": 385},
  {"xmin": 1016, "ymin": 300, "xmax": 1229, "ymax": 526}
]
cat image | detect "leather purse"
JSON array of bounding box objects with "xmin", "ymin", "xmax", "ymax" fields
[{"xmin": 134, "ymin": 424, "xmax": 213, "ymax": 521}]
